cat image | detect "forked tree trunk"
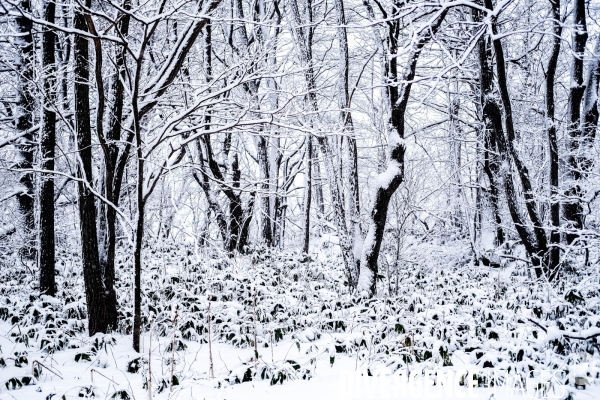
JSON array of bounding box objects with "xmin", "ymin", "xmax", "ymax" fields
[
  {"xmin": 97, "ymin": 0, "xmax": 132, "ymax": 332},
  {"xmin": 357, "ymin": 7, "xmax": 447, "ymax": 296},
  {"xmin": 74, "ymin": 2, "xmax": 112, "ymax": 335},
  {"xmin": 233, "ymin": 0, "xmax": 272, "ymax": 248},
  {"xmin": 482, "ymin": 0, "xmax": 546, "ymax": 277}
]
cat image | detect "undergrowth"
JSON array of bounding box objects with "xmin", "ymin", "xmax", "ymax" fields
[{"xmin": 0, "ymin": 237, "xmax": 598, "ymax": 397}]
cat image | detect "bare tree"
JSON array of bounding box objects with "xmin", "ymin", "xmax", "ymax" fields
[
  {"xmin": 13, "ymin": 0, "xmax": 35, "ymax": 258},
  {"xmin": 39, "ymin": 0, "xmax": 57, "ymax": 296},
  {"xmin": 563, "ymin": 0, "xmax": 588, "ymax": 245},
  {"xmin": 357, "ymin": 2, "xmax": 448, "ymax": 296}
]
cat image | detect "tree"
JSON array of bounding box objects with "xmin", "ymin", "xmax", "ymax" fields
[
  {"xmin": 357, "ymin": 2, "xmax": 448, "ymax": 296},
  {"xmin": 73, "ymin": 0, "xmax": 112, "ymax": 335},
  {"xmin": 545, "ymin": 0, "xmax": 562, "ymax": 273},
  {"xmin": 563, "ymin": 0, "xmax": 588, "ymax": 245},
  {"xmin": 13, "ymin": 0, "xmax": 35, "ymax": 258},
  {"xmin": 39, "ymin": 0, "xmax": 57, "ymax": 296}
]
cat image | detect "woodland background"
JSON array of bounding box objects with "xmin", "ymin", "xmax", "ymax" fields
[{"xmin": 0, "ymin": 0, "xmax": 599, "ymax": 398}]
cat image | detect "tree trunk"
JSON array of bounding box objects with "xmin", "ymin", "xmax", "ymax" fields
[
  {"xmin": 475, "ymin": 5, "xmax": 541, "ymax": 276},
  {"xmin": 258, "ymin": 136, "xmax": 273, "ymax": 247},
  {"xmin": 334, "ymin": 0, "xmax": 361, "ymax": 285},
  {"xmin": 582, "ymin": 38, "xmax": 600, "ymax": 144},
  {"xmin": 471, "ymin": 81, "xmax": 503, "ymax": 245},
  {"xmin": 74, "ymin": 3, "xmax": 111, "ymax": 335},
  {"xmin": 303, "ymin": 136, "xmax": 313, "ymax": 253},
  {"xmin": 98, "ymin": 0, "xmax": 131, "ymax": 332},
  {"xmin": 14, "ymin": 0, "xmax": 36, "ymax": 258},
  {"xmin": 190, "ymin": 23, "xmax": 229, "ymax": 247},
  {"xmin": 192, "ymin": 140, "xmax": 228, "ymax": 245},
  {"xmin": 480, "ymin": 0, "xmax": 546, "ymax": 276},
  {"xmin": 485, "ymin": 0, "xmax": 547, "ymax": 256},
  {"xmin": 357, "ymin": 7, "xmax": 447, "ymax": 296},
  {"xmin": 545, "ymin": 0, "xmax": 562, "ymax": 273},
  {"xmin": 39, "ymin": 0, "xmax": 57, "ymax": 296},
  {"xmin": 131, "ymin": 20, "xmax": 149, "ymax": 353},
  {"xmin": 563, "ymin": 0, "xmax": 588, "ymax": 244}
]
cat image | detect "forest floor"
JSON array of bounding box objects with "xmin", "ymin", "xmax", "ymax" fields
[{"xmin": 0, "ymin": 236, "xmax": 599, "ymax": 399}]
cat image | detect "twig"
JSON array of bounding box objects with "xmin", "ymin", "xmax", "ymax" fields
[
  {"xmin": 252, "ymin": 287, "xmax": 259, "ymax": 365},
  {"xmin": 148, "ymin": 313, "xmax": 155, "ymax": 400},
  {"xmin": 32, "ymin": 360, "xmax": 63, "ymax": 379},
  {"xmin": 170, "ymin": 305, "xmax": 179, "ymax": 393},
  {"xmin": 91, "ymin": 368, "xmax": 118, "ymax": 385},
  {"xmin": 207, "ymin": 297, "xmax": 214, "ymax": 379},
  {"xmin": 218, "ymin": 350, "xmax": 230, "ymax": 373}
]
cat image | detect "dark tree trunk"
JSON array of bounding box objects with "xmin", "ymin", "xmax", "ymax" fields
[
  {"xmin": 192, "ymin": 140, "xmax": 228, "ymax": 244},
  {"xmin": 481, "ymin": 128, "xmax": 504, "ymax": 246},
  {"xmin": 475, "ymin": 5, "xmax": 541, "ymax": 276},
  {"xmin": 98, "ymin": 0, "xmax": 131, "ymax": 332},
  {"xmin": 582, "ymin": 39, "xmax": 600, "ymax": 144},
  {"xmin": 258, "ymin": 136, "xmax": 273, "ymax": 247},
  {"xmin": 485, "ymin": 0, "xmax": 547, "ymax": 254},
  {"xmin": 234, "ymin": 0, "xmax": 273, "ymax": 248},
  {"xmin": 545, "ymin": 0, "xmax": 562, "ymax": 273},
  {"xmin": 74, "ymin": 3, "xmax": 112, "ymax": 335},
  {"xmin": 191, "ymin": 21, "xmax": 254, "ymax": 254},
  {"xmin": 190, "ymin": 23, "xmax": 229, "ymax": 247},
  {"xmin": 357, "ymin": 5, "xmax": 447, "ymax": 296},
  {"xmin": 481, "ymin": 0, "xmax": 546, "ymax": 276},
  {"xmin": 15, "ymin": 0, "xmax": 36, "ymax": 258},
  {"xmin": 201, "ymin": 135, "xmax": 254, "ymax": 254},
  {"xmin": 563, "ymin": 0, "xmax": 588, "ymax": 244},
  {"xmin": 303, "ymin": 136, "xmax": 313, "ymax": 253},
  {"xmin": 132, "ymin": 153, "xmax": 144, "ymax": 352},
  {"xmin": 39, "ymin": 1, "xmax": 57, "ymax": 296},
  {"xmin": 83, "ymin": 0, "xmax": 120, "ymax": 332},
  {"xmin": 229, "ymin": 154, "xmax": 244, "ymax": 252},
  {"xmin": 130, "ymin": 16, "xmax": 149, "ymax": 353},
  {"xmin": 472, "ymin": 79, "xmax": 504, "ymax": 245}
]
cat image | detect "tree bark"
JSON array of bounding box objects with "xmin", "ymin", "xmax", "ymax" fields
[
  {"xmin": 545, "ymin": 0, "xmax": 562, "ymax": 273},
  {"xmin": 14, "ymin": 0, "xmax": 36, "ymax": 258},
  {"xmin": 563, "ymin": 0, "xmax": 588, "ymax": 244},
  {"xmin": 303, "ymin": 136, "xmax": 313, "ymax": 253},
  {"xmin": 357, "ymin": 6, "xmax": 447, "ymax": 296},
  {"xmin": 74, "ymin": 2, "xmax": 111, "ymax": 335},
  {"xmin": 475, "ymin": 5, "xmax": 541, "ymax": 276},
  {"xmin": 233, "ymin": 0, "xmax": 272, "ymax": 247},
  {"xmin": 480, "ymin": 0, "xmax": 546, "ymax": 277},
  {"xmin": 98, "ymin": 0, "xmax": 132, "ymax": 332},
  {"xmin": 485, "ymin": 0, "xmax": 547, "ymax": 255},
  {"xmin": 582, "ymin": 39, "xmax": 600, "ymax": 144},
  {"xmin": 131, "ymin": 18, "xmax": 150, "ymax": 353},
  {"xmin": 39, "ymin": 0, "xmax": 57, "ymax": 296},
  {"xmin": 334, "ymin": 0, "xmax": 361, "ymax": 284}
]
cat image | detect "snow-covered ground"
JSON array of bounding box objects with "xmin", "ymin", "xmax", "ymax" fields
[
  {"xmin": 0, "ymin": 238, "xmax": 599, "ymax": 400},
  {"xmin": 1, "ymin": 325, "xmax": 598, "ymax": 400}
]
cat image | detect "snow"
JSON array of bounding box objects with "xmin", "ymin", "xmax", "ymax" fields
[
  {"xmin": 0, "ymin": 239, "xmax": 599, "ymax": 400},
  {"xmin": 374, "ymin": 161, "xmax": 402, "ymax": 190}
]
